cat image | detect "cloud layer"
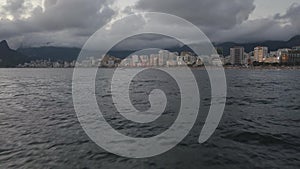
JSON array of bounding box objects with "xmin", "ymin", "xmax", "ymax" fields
[
  {"xmin": 134, "ymin": 0, "xmax": 300, "ymax": 43},
  {"xmin": 0, "ymin": 0, "xmax": 299, "ymax": 48},
  {"xmin": 135, "ymin": 0, "xmax": 255, "ymax": 30},
  {"xmin": 0, "ymin": 0, "xmax": 116, "ymax": 48}
]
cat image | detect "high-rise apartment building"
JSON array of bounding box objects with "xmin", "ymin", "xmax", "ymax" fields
[
  {"xmin": 230, "ymin": 46, "xmax": 245, "ymax": 65},
  {"xmin": 254, "ymin": 46, "xmax": 268, "ymax": 62},
  {"xmin": 288, "ymin": 47, "xmax": 300, "ymax": 65},
  {"xmin": 277, "ymin": 48, "xmax": 290, "ymax": 64},
  {"xmin": 158, "ymin": 50, "xmax": 169, "ymax": 66}
]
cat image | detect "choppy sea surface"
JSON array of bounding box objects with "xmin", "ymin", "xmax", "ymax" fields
[{"xmin": 0, "ymin": 68, "xmax": 299, "ymax": 169}]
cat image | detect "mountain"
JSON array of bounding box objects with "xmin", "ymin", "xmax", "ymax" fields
[
  {"xmin": 0, "ymin": 40, "xmax": 28, "ymax": 67},
  {"xmin": 108, "ymin": 35, "xmax": 300, "ymax": 57},
  {"xmin": 17, "ymin": 46, "xmax": 139, "ymax": 61},
  {"xmin": 14, "ymin": 35, "xmax": 300, "ymax": 61},
  {"xmin": 215, "ymin": 35, "xmax": 300, "ymax": 56},
  {"xmin": 17, "ymin": 47, "xmax": 81, "ymax": 62}
]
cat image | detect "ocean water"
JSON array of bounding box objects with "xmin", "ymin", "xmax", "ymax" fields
[{"xmin": 0, "ymin": 68, "xmax": 299, "ymax": 169}]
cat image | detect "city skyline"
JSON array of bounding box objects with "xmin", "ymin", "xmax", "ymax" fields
[{"xmin": 15, "ymin": 45, "xmax": 300, "ymax": 68}]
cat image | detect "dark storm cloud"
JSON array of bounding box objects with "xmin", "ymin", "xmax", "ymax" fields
[
  {"xmin": 211, "ymin": 3, "xmax": 300, "ymax": 42},
  {"xmin": 111, "ymin": 34, "xmax": 182, "ymax": 51},
  {"xmin": 1, "ymin": 0, "xmax": 299, "ymax": 48},
  {"xmin": 134, "ymin": 0, "xmax": 300, "ymax": 43},
  {"xmin": 275, "ymin": 3, "xmax": 300, "ymax": 28},
  {"xmin": 135, "ymin": 0, "xmax": 255, "ymax": 29},
  {"xmin": 0, "ymin": 0, "xmax": 116, "ymax": 48}
]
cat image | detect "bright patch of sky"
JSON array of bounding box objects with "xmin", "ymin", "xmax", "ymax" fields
[{"xmin": 249, "ymin": 0, "xmax": 299, "ymax": 20}]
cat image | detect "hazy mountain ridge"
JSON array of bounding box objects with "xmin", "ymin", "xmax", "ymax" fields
[
  {"xmin": 215, "ymin": 35, "xmax": 300, "ymax": 56},
  {"xmin": 0, "ymin": 35, "xmax": 299, "ymax": 67},
  {"xmin": 17, "ymin": 35, "xmax": 300, "ymax": 59},
  {"xmin": 17, "ymin": 47, "xmax": 81, "ymax": 62}
]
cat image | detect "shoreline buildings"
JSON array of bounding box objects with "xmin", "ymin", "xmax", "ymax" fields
[
  {"xmin": 288, "ymin": 46, "xmax": 300, "ymax": 65},
  {"xmin": 277, "ymin": 48, "xmax": 290, "ymax": 64},
  {"xmin": 120, "ymin": 50, "xmax": 206, "ymax": 67},
  {"xmin": 230, "ymin": 46, "xmax": 245, "ymax": 65},
  {"xmin": 254, "ymin": 46, "xmax": 268, "ymax": 63},
  {"xmin": 17, "ymin": 45, "xmax": 300, "ymax": 68}
]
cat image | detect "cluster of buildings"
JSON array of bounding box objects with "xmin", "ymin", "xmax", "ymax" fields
[
  {"xmin": 75, "ymin": 55, "xmax": 121, "ymax": 68},
  {"xmin": 119, "ymin": 46, "xmax": 300, "ymax": 68},
  {"xmin": 119, "ymin": 50, "xmax": 221, "ymax": 67},
  {"xmin": 228, "ymin": 46, "xmax": 300, "ymax": 66},
  {"xmin": 17, "ymin": 55, "xmax": 121, "ymax": 68},
  {"xmin": 17, "ymin": 46, "xmax": 300, "ymax": 68},
  {"xmin": 17, "ymin": 60, "xmax": 76, "ymax": 68}
]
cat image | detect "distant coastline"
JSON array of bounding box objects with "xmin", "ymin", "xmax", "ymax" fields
[
  {"xmin": 1, "ymin": 35, "xmax": 300, "ymax": 68},
  {"xmin": 2, "ymin": 65, "xmax": 300, "ymax": 70}
]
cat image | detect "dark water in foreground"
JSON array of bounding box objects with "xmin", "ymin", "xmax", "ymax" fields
[{"xmin": 0, "ymin": 68, "xmax": 299, "ymax": 169}]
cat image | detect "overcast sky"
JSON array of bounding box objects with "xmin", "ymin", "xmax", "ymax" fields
[{"xmin": 0, "ymin": 0, "xmax": 299, "ymax": 49}]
